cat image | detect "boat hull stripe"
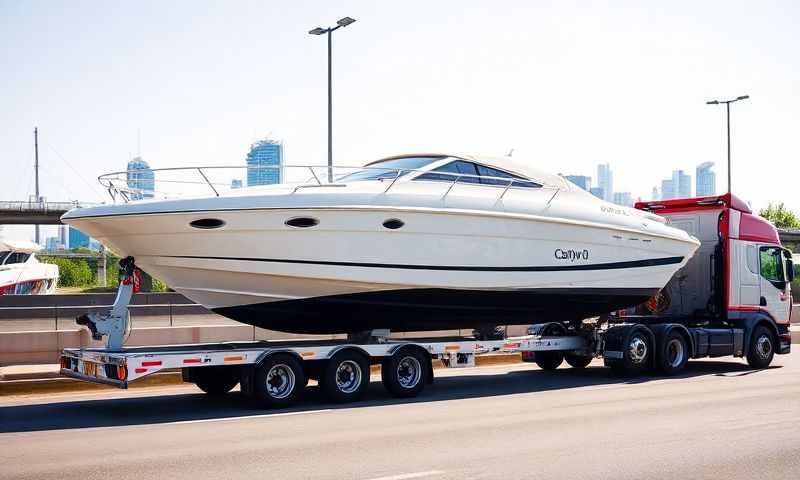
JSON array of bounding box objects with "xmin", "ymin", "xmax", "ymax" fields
[{"xmin": 162, "ymin": 255, "xmax": 684, "ymax": 272}]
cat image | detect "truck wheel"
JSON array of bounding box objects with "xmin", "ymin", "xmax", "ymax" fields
[
  {"xmin": 564, "ymin": 354, "xmax": 592, "ymax": 369},
  {"xmin": 252, "ymin": 353, "xmax": 305, "ymax": 408},
  {"xmin": 192, "ymin": 366, "xmax": 239, "ymax": 395},
  {"xmin": 535, "ymin": 352, "xmax": 564, "ymax": 370},
  {"xmin": 611, "ymin": 329, "xmax": 651, "ymax": 375},
  {"xmin": 382, "ymin": 347, "xmax": 429, "ymax": 398},
  {"xmin": 319, "ymin": 350, "xmax": 370, "ymax": 403},
  {"xmin": 658, "ymin": 331, "xmax": 688, "ymax": 375},
  {"xmin": 746, "ymin": 326, "xmax": 775, "ymax": 369}
]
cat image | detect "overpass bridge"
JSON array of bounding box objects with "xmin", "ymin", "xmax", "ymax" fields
[{"xmin": 0, "ymin": 200, "xmax": 99, "ymax": 225}]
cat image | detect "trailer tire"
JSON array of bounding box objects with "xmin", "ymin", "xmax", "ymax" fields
[
  {"xmin": 746, "ymin": 326, "xmax": 775, "ymax": 369},
  {"xmin": 382, "ymin": 347, "xmax": 429, "ymax": 398},
  {"xmin": 611, "ymin": 328, "xmax": 651, "ymax": 376},
  {"xmin": 657, "ymin": 331, "xmax": 688, "ymax": 375},
  {"xmin": 252, "ymin": 353, "xmax": 305, "ymax": 408},
  {"xmin": 192, "ymin": 366, "xmax": 239, "ymax": 396},
  {"xmin": 319, "ymin": 350, "xmax": 370, "ymax": 403},
  {"xmin": 564, "ymin": 354, "xmax": 592, "ymax": 369},
  {"xmin": 535, "ymin": 352, "xmax": 564, "ymax": 370}
]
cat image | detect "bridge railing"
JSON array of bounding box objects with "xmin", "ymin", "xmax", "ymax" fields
[{"xmin": 0, "ymin": 200, "xmax": 98, "ymax": 212}]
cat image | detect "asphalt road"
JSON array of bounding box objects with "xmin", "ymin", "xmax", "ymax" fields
[{"xmin": 1, "ymin": 355, "xmax": 799, "ymax": 480}]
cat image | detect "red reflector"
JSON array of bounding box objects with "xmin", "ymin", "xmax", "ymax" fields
[
  {"xmin": 183, "ymin": 358, "xmax": 201, "ymax": 364},
  {"xmin": 505, "ymin": 343, "xmax": 520, "ymax": 349},
  {"xmin": 141, "ymin": 360, "xmax": 162, "ymax": 367},
  {"xmin": 135, "ymin": 368, "xmax": 147, "ymax": 373}
]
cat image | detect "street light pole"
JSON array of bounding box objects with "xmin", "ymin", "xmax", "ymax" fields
[
  {"xmin": 706, "ymin": 95, "xmax": 749, "ymax": 194},
  {"xmin": 309, "ymin": 16, "xmax": 356, "ymax": 183}
]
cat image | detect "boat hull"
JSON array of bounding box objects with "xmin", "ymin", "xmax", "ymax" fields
[{"xmin": 64, "ymin": 205, "xmax": 698, "ymax": 334}]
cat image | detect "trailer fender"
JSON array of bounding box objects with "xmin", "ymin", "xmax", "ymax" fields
[
  {"xmin": 326, "ymin": 344, "xmax": 372, "ymax": 362},
  {"xmin": 528, "ymin": 322, "xmax": 567, "ymax": 337},
  {"xmin": 386, "ymin": 344, "xmax": 434, "ymax": 385},
  {"xmin": 648, "ymin": 324, "xmax": 695, "ymax": 359}
]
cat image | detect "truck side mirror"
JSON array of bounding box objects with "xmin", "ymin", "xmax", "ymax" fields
[{"xmin": 787, "ymin": 259, "xmax": 795, "ymax": 282}]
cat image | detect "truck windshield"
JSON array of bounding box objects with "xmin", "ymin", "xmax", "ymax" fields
[{"xmin": 336, "ymin": 156, "xmax": 447, "ymax": 183}]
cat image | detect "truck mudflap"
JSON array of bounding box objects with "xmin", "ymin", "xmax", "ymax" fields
[{"xmin": 777, "ymin": 325, "xmax": 792, "ymax": 355}]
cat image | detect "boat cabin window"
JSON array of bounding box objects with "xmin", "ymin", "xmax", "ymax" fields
[
  {"xmin": 337, "ymin": 156, "xmax": 446, "ymax": 183},
  {"xmin": 415, "ymin": 161, "xmax": 540, "ymax": 188},
  {"xmin": 1, "ymin": 252, "xmax": 30, "ymax": 265}
]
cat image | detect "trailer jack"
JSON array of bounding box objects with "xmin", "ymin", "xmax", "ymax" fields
[{"xmin": 76, "ymin": 256, "xmax": 136, "ymax": 351}]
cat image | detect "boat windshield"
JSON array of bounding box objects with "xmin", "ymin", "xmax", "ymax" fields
[
  {"xmin": 336, "ymin": 156, "xmax": 448, "ymax": 183},
  {"xmin": 0, "ymin": 251, "xmax": 30, "ymax": 265}
]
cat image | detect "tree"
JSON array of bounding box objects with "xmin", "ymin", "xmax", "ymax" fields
[{"xmin": 759, "ymin": 203, "xmax": 800, "ymax": 228}]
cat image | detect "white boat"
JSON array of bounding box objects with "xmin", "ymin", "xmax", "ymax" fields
[
  {"xmin": 61, "ymin": 154, "xmax": 700, "ymax": 333},
  {"xmin": 0, "ymin": 239, "xmax": 59, "ymax": 295}
]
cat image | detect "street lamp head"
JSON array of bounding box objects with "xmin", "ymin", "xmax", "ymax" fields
[
  {"xmin": 706, "ymin": 100, "xmax": 719, "ymax": 105},
  {"xmin": 337, "ymin": 16, "xmax": 356, "ymax": 27},
  {"xmin": 736, "ymin": 95, "xmax": 750, "ymax": 101},
  {"xmin": 309, "ymin": 27, "xmax": 327, "ymax": 35}
]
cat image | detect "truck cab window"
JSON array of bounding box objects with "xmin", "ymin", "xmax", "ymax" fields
[{"xmin": 759, "ymin": 246, "xmax": 783, "ymax": 283}]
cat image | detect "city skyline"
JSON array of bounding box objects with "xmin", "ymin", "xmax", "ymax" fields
[{"xmin": 2, "ymin": 1, "xmax": 799, "ymax": 241}]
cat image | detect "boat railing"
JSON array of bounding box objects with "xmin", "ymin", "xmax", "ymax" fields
[{"xmin": 97, "ymin": 164, "xmax": 551, "ymax": 204}]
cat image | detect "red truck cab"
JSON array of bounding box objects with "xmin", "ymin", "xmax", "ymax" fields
[{"xmin": 636, "ymin": 193, "xmax": 793, "ymax": 357}]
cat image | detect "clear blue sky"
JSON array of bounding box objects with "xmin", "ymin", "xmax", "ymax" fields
[{"xmin": 2, "ymin": 0, "xmax": 798, "ymax": 240}]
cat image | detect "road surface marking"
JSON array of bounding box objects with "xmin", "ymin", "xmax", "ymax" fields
[{"xmin": 366, "ymin": 471, "xmax": 445, "ymax": 480}]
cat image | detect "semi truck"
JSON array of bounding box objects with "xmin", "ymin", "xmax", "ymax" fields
[{"xmin": 61, "ymin": 193, "xmax": 793, "ymax": 408}]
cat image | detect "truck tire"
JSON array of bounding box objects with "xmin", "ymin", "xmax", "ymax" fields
[
  {"xmin": 611, "ymin": 329, "xmax": 651, "ymax": 376},
  {"xmin": 564, "ymin": 354, "xmax": 592, "ymax": 369},
  {"xmin": 382, "ymin": 347, "xmax": 429, "ymax": 398},
  {"xmin": 535, "ymin": 352, "xmax": 564, "ymax": 370},
  {"xmin": 252, "ymin": 353, "xmax": 305, "ymax": 408},
  {"xmin": 746, "ymin": 326, "xmax": 775, "ymax": 369},
  {"xmin": 191, "ymin": 366, "xmax": 239, "ymax": 396},
  {"xmin": 657, "ymin": 331, "xmax": 688, "ymax": 375},
  {"xmin": 319, "ymin": 350, "xmax": 370, "ymax": 403}
]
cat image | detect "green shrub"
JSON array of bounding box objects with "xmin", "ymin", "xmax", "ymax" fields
[{"xmin": 39, "ymin": 256, "xmax": 95, "ymax": 287}]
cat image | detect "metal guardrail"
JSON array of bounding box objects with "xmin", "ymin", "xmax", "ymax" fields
[{"xmin": 0, "ymin": 200, "xmax": 99, "ymax": 212}]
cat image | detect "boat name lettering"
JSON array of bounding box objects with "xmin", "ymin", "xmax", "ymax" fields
[
  {"xmin": 600, "ymin": 205, "xmax": 629, "ymax": 216},
  {"xmin": 554, "ymin": 248, "xmax": 589, "ymax": 262}
]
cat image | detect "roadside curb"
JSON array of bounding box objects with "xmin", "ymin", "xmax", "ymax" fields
[{"xmin": 1, "ymin": 353, "xmax": 523, "ymax": 396}]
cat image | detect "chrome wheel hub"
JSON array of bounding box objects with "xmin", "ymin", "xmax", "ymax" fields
[
  {"xmin": 396, "ymin": 356, "xmax": 422, "ymax": 389},
  {"xmin": 266, "ymin": 364, "xmax": 295, "ymax": 399},
  {"xmin": 628, "ymin": 335, "xmax": 648, "ymax": 364},
  {"xmin": 756, "ymin": 335, "xmax": 773, "ymax": 359},
  {"xmin": 335, "ymin": 360, "xmax": 362, "ymax": 394}
]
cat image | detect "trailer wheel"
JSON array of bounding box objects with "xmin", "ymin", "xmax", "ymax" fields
[
  {"xmin": 382, "ymin": 347, "xmax": 429, "ymax": 398},
  {"xmin": 611, "ymin": 329, "xmax": 651, "ymax": 375},
  {"xmin": 252, "ymin": 353, "xmax": 305, "ymax": 408},
  {"xmin": 319, "ymin": 350, "xmax": 370, "ymax": 403},
  {"xmin": 746, "ymin": 326, "xmax": 775, "ymax": 369},
  {"xmin": 535, "ymin": 352, "xmax": 564, "ymax": 370},
  {"xmin": 564, "ymin": 354, "xmax": 592, "ymax": 369},
  {"xmin": 657, "ymin": 331, "xmax": 688, "ymax": 375},
  {"xmin": 192, "ymin": 366, "xmax": 240, "ymax": 396}
]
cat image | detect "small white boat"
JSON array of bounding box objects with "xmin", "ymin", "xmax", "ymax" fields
[
  {"xmin": 0, "ymin": 239, "xmax": 59, "ymax": 295},
  {"xmin": 62, "ymin": 153, "xmax": 700, "ymax": 333}
]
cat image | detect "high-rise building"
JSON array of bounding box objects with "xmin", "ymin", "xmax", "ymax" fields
[
  {"xmin": 45, "ymin": 236, "xmax": 64, "ymax": 251},
  {"xmin": 231, "ymin": 179, "xmax": 243, "ymax": 189},
  {"xmin": 597, "ymin": 163, "xmax": 613, "ymax": 202},
  {"xmin": 246, "ymin": 139, "xmax": 283, "ymax": 186},
  {"xmin": 660, "ymin": 170, "xmax": 692, "ymax": 200},
  {"xmin": 564, "ymin": 175, "xmax": 591, "ymax": 191},
  {"xmin": 58, "ymin": 225, "xmax": 67, "ymax": 248},
  {"xmin": 126, "ymin": 157, "xmax": 155, "ymax": 199},
  {"xmin": 69, "ymin": 226, "xmax": 90, "ymax": 250},
  {"xmin": 590, "ymin": 187, "xmax": 605, "ymax": 200},
  {"xmin": 651, "ymin": 186, "xmax": 660, "ymax": 201},
  {"xmin": 613, "ymin": 192, "xmax": 633, "ymax": 207},
  {"xmin": 696, "ymin": 162, "xmax": 716, "ymax": 197},
  {"xmin": 675, "ymin": 170, "xmax": 691, "ymax": 198}
]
